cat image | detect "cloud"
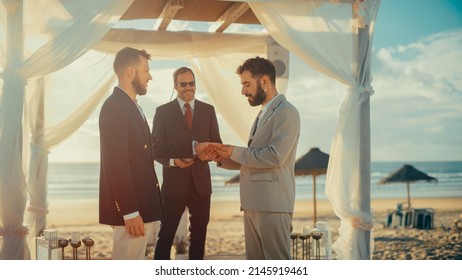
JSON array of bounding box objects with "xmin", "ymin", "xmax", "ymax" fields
[{"xmin": 370, "ymin": 29, "xmax": 462, "ymax": 161}]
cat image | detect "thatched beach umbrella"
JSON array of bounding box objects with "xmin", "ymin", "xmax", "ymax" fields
[
  {"xmin": 225, "ymin": 174, "xmax": 240, "ymax": 186},
  {"xmin": 379, "ymin": 164, "xmax": 438, "ymax": 208},
  {"xmin": 294, "ymin": 147, "xmax": 329, "ymax": 226}
]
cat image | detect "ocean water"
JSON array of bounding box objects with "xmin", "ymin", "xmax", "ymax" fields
[{"xmin": 47, "ymin": 161, "xmax": 462, "ymax": 202}]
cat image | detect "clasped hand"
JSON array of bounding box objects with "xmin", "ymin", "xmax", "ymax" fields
[
  {"xmin": 172, "ymin": 142, "xmax": 234, "ymax": 168},
  {"xmin": 195, "ymin": 142, "xmax": 235, "ymax": 162}
]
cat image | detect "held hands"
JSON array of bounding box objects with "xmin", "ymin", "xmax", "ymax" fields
[
  {"xmin": 214, "ymin": 144, "xmax": 234, "ymax": 159},
  {"xmin": 194, "ymin": 142, "xmax": 234, "ymax": 161},
  {"xmin": 172, "ymin": 143, "xmax": 219, "ymax": 167}
]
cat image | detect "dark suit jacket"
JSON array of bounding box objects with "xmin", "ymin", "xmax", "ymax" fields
[
  {"xmin": 152, "ymin": 99, "xmax": 222, "ymax": 197},
  {"xmin": 99, "ymin": 88, "xmax": 193, "ymax": 226}
]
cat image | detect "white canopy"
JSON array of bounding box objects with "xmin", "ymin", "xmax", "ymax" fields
[{"xmin": 0, "ymin": 0, "xmax": 381, "ymax": 259}]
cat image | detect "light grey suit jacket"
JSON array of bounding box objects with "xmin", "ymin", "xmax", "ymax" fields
[{"xmin": 221, "ymin": 94, "xmax": 300, "ymax": 213}]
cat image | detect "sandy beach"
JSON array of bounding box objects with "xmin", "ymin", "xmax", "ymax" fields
[{"xmin": 44, "ymin": 197, "xmax": 462, "ymax": 260}]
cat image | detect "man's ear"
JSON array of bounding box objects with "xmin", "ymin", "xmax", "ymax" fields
[
  {"xmin": 262, "ymin": 75, "xmax": 270, "ymax": 91},
  {"xmin": 127, "ymin": 66, "xmax": 135, "ymax": 78}
]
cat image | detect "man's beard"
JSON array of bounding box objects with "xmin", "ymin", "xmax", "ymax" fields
[
  {"xmin": 132, "ymin": 74, "xmax": 147, "ymax": 96},
  {"xmin": 248, "ymin": 82, "xmax": 266, "ymax": 107}
]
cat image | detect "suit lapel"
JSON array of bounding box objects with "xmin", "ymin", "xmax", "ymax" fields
[
  {"xmin": 192, "ymin": 100, "xmax": 204, "ymax": 133},
  {"xmin": 115, "ymin": 88, "xmax": 151, "ymax": 145},
  {"xmin": 261, "ymin": 94, "xmax": 285, "ymax": 127},
  {"xmin": 247, "ymin": 95, "xmax": 286, "ymax": 146}
]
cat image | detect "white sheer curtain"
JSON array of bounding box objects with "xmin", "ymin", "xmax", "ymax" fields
[
  {"xmin": 190, "ymin": 56, "xmax": 261, "ymax": 143},
  {"xmin": 1, "ymin": 0, "xmax": 381, "ymax": 260},
  {"xmin": 0, "ymin": 0, "xmax": 132, "ymax": 260},
  {"xmin": 95, "ymin": 29, "xmax": 271, "ymax": 59},
  {"xmin": 95, "ymin": 30, "xmax": 275, "ymax": 142},
  {"xmin": 190, "ymin": 54, "xmax": 289, "ymax": 143},
  {"xmin": 25, "ymin": 71, "xmax": 115, "ymax": 255},
  {"xmin": 96, "ymin": 29, "xmax": 290, "ymax": 144},
  {"xmin": 247, "ymin": 0, "xmax": 381, "ymax": 259},
  {"xmin": 1, "ymin": 3, "xmax": 272, "ymax": 258}
]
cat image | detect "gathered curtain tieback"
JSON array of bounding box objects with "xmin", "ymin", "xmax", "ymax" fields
[
  {"xmin": 0, "ymin": 225, "xmax": 30, "ymax": 237},
  {"xmin": 351, "ymin": 216, "xmax": 375, "ymax": 231},
  {"xmin": 348, "ymin": 84, "xmax": 374, "ymax": 96}
]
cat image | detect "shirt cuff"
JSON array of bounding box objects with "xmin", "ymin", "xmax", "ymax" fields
[
  {"xmin": 123, "ymin": 211, "xmax": 139, "ymax": 220},
  {"xmin": 192, "ymin": 140, "xmax": 198, "ymax": 155},
  {"xmin": 169, "ymin": 158, "xmax": 175, "ymax": 166}
]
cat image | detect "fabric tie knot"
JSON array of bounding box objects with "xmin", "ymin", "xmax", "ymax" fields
[{"xmin": 184, "ymin": 102, "xmax": 193, "ymax": 130}]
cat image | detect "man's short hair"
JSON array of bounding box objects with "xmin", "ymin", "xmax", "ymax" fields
[
  {"xmin": 113, "ymin": 47, "xmax": 151, "ymax": 76},
  {"xmin": 173, "ymin": 67, "xmax": 195, "ymax": 83},
  {"xmin": 236, "ymin": 56, "xmax": 276, "ymax": 84}
]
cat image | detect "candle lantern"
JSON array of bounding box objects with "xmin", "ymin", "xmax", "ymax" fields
[
  {"xmin": 290, "ymin": 232, "xmax": 300, "ymax": 260},
  {"xmin": 36, "ymin": 229, "xmax": 62, "ymax": 260},
  {"xmin": 70, "ymin": 232, "xmax": 82, "ymax": 260},
  {"xmin": 310, "ymin": 221, "xmax": 332, "ymax": 260}
]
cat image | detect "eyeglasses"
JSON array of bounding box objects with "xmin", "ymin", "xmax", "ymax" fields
[{"xmin": 177, "ymin": 81, "xmax": 195, "ymax": 87}]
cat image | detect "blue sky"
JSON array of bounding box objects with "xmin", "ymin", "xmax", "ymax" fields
[
  {"xmin": 48, "ymin": 0, "xmax": 462, "ymax": 162},
  {"xmin": 374, "ymin": 0, "xmax": 462, "ymax": 48}
]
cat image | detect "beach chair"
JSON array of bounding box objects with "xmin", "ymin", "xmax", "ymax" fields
[{"xmin": 413, "ymin": 208, "xmax": 435, "ymax": 229}]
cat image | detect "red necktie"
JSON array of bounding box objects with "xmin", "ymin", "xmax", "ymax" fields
[{"xmin": 184, "ymin": 103, "xmax": 193, "ymax": 130}]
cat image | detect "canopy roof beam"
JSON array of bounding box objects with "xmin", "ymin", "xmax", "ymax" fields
[
  {"xmin": 154, "ymin": 0, "xmax": 185, "ymax": 31},
  {"xmin": 208, "ymin": 2, "xmax": 250, "ymax": 33}
]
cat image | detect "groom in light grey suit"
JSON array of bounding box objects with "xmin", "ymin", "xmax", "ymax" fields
[{"xmin": 214, "ymin": 56, "xmax": 300, "ymax": 260}]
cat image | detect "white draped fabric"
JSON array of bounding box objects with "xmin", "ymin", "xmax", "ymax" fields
[
  {"xmin": 25, "ymin": 72, "xmax": 115, "ymax": 257},
  {"xmin": 190, "ymin": 56, "xmax": 261, "ymax": 142},
  {"xmin": 0, "ymin": 0, "xmax": 132, "ymax": 259},
  {"xmin": 94, "ymin": 30, "xmax": 275, "ymax": 142},
  {"xmin": 0, "ymin": 0, "xmax": 380, "ymax": 260},
  {"xmin": 247, "ymin": 0, "xmax": 381, "ymax": 259}
]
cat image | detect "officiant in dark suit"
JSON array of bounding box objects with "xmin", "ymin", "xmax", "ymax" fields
[{"xmin": 152, "ymin": 67, "xmax": 222, "ymax": 260}]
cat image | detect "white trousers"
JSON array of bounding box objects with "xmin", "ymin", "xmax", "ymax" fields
[{"xmin": 111, "ymin": 221, "xmax": 159, "ymax": 260}]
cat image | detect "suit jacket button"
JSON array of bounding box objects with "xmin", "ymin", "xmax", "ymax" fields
[{"xmin": 144, "ymin": 144, "xmax": 147, "ymax": 149}]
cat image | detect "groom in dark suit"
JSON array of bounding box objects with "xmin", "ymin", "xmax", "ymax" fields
[
  {"xmin": 99, "ymin": 48, "xmax": 209, "ymax": 259},
  {"xmin": 152, "ymin": 67, "xmax": 222, "ymax": 260}
]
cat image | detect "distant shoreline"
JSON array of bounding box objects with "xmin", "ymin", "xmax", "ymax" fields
[{"xmin": 47, "ymin": 197, "xmax": 462, "ymax": 225}]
